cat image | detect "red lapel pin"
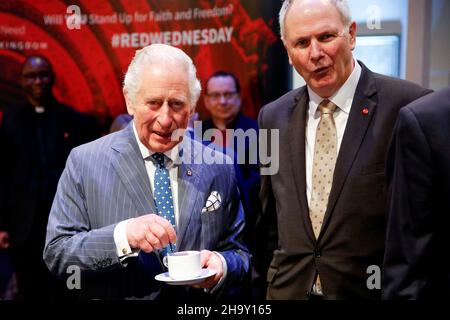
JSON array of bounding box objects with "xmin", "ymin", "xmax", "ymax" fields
[{"xmin": 362, "ymin": 108, "xmax": 369, "ymax": 116}]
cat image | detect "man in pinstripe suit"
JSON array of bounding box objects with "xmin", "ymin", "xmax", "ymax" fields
[{"xmin": 43, "ymin": 44, "xmax": 250, "ymax": 300}]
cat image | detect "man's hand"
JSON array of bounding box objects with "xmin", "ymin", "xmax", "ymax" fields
[
  {"xmin": 193, "ymin": 250, "xmax": 224, "ymax": 289},
  {"xmin": 0, "ymin": 231, "xmax": 10, "ymax": 250},
  {"xmin": 126, "ymin": 214, "xmax": 176, "ymax": 253}
]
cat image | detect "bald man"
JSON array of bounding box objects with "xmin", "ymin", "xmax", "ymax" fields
[
  {"xmin": 254, "ymin": 0, "xmax": 431, "ymax": 300},
  {"xmin": 0, "ymin": 56, "xmax": 100, "ymax": 299}
]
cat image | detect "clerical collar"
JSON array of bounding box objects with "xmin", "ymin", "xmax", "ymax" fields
[{"xmin": 34, "ymin": 106, "xmax": 45, "ymax": 114}]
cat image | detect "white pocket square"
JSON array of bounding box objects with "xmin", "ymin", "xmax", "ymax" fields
[{"xmin": 202, "ymin": 191, "xmax": 222, "ymax": 213}]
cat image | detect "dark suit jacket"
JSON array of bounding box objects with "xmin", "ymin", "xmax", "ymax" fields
[
  {"xmin": 383, "ymin": 87, "xmax": 450, "ymax": 299},
  {"xmin": 202, "ymin": 113, "xmax": 261, "ymax": 251},
  {"xmin": 255, "ymin": 62, "xmax": 432, "ymax": 300},
  {"xmin": 0, "ymin": 100, "xmax": 100, "ymax": 249}
]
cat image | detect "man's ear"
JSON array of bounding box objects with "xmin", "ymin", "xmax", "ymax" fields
[
  {"xmin": 286, "ymin": 49, "xmax": 294, "ymax": 66},
  {"xmin": 123, "ymin": 89, "xmax": 135, "ymax": 116},
  {"xmin": 349, "ymin": 21, "xmax": 357, "ymax": 50},
  {"xmin": 282, "ymin": 41, "xmax": 294, "ymax": 65},
  {"xmin": 186, "ymin": 105, "xmax": 198, "ymax": 131},
  {"xmin": 188, "ymin": 103, "xmax": 196, "ymax": 118}
]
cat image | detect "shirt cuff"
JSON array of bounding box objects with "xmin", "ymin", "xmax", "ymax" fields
[{"xmin": 113, "ymin": 219, "xmax": 138, "ymax": 261}]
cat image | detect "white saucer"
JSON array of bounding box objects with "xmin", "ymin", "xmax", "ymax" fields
[{"xmin": 155, "ymin": 268, "xmax": 216, "ymax": 285}]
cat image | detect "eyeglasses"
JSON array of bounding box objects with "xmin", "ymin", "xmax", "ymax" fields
[
  {"xmin": 206, "ymin": 91, "xmax": 238, "ymax": 101},
  {"xmin": 22, "ymin": 71, "xmax": 53, "ymax": 80}
]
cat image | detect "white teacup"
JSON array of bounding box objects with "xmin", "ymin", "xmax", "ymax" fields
[{"xmin": 163, "ymin": 250, "xmax": 202, "ymax": 280}]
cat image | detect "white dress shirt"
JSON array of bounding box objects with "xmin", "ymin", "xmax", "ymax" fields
[
  {"xmin": 113, "ymin": 123, "xmax": 227, "ymax": 291},
  {"xmin": 305, "ymin": 59, "xmax": 362, "ymax": 206},
  {"xmin": 114, "ymin": 123, "xmax": 180, "ymax": 258}
]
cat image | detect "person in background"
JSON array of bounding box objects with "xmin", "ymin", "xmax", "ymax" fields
[
  {"xmin": 109, "ymin": 113, "xmax": 133, "ymax": 133},
  {"xmin": 0, "ymin": 55, "xmax": 100, "ymax": 299},
  {"xmin": 43, "ymin": 44, "xmax": 250, "ymax": 300},
  {"xmin": 202, "ymin": 71, "xmax": 261, "ymax": 253},
  {"xmin": 383, "ymin": 87, "xmax": 450, "ymax": 299},
  {"xmin": 254, "ymin": 0, "xmax": 431, "ymax": 300}
]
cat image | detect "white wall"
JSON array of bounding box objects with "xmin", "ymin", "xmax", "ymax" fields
[
  {"xmin": 430, "ymin": 0, "xmax": 450, "ymax": 90},
  {"xmin": 349, "ymin": 0, "xmax": 408, "ymax": 79}
]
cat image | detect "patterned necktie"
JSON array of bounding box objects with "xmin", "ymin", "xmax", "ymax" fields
[
  {"xmin": 152, "ymin": 153, "xmax": 176, "ymax": 254},
  {"xmin": 310, "ymin": 99, "xmax": 337, "ymax": 295},
  {"xmin": 310, "ymin": 99, "xmax": 337, "ymax": 238}
]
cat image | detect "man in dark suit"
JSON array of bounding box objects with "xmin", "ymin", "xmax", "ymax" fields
[
  {"xmin": 254, "ymin": 0, "xmax": 431, "ymax": 300},
  {"xmin": 202, "ymin": 71, "xmax": 260, "ymax": 251},
  {"xmin": 0, "ymin": 55, "xmax": 100, "ymax": 299},
  {"xmin": 383, "ymin": 87, "xmax": 450, "ymax": 299}
]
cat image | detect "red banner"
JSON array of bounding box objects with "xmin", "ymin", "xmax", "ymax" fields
[{"xmin": 0, "ymin": 0, "xmax": 288, "ymax": 127}]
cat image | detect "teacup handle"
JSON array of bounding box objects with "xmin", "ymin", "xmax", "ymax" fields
[{"xmin": 163, "ymin": 255, "xmax": 168, "ymax": 268}]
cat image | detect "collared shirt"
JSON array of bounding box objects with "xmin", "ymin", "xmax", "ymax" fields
[
  {"xmin": 305, "ymin": 59, "xmax": 362, "ymax": 206},
  {"xmin": 134, "ymin": 124, "xmax": 181, "ymax": 226},
  {"xmin": 114, "ymin": 123, "xmax": 181, "ymax": 258},
  {"xmin": 113, "ymin": 124, "xmax": 227, "ymax": 292},
  {"xmin": 35, "ymin": 106, "xmax": 45, "ymax": 114}
]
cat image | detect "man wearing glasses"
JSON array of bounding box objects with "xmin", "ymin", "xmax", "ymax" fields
[
  {"xmin": 202, "ymin": 71, "xmax": 260, "ymax": 276},
  {"xmin": 203, "ymin": 71, "xmax": 246, "ymax": 135}
]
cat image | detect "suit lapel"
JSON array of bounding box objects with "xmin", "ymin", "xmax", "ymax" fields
[
  {"xmin": 110, "ymin": 123, "xmax": 156, "ymax": 216},
  {"xmin": 320, "ymin": 64, "xmax": 377, "ymax": 235},
  {"xmin": 175, "ymin": 137, "xmax": 201, "ymax": 249},
  {"xmin": 110, "ymin": 128, "xmax": 203, "ymax": 249},
  {"xmin": 288, "ymin": 88, "xmax": 316, "ymax": 243}
]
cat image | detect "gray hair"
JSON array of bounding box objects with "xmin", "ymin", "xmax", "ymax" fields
[
  {"xmin": 279, "ymin": 0, "xmax": 352, "ymax": 42},
  {"xmin": 123, "ymin": 44, "xmax": 202, "ymax": 109}
]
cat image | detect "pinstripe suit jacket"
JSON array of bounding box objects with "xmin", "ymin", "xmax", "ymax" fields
[{"xmin": 43, "ymin": 123, "xmax": 250, "ymax": 300}]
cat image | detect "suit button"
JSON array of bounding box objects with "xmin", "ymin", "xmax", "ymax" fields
[{"xmin": 314, "ymin": 250, "xmax": 322, "ymax": 258}]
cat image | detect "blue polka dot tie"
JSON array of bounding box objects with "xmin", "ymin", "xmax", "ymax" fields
[{"xmin": 152, "ymin": 153, "xmax": 176, "ymax": 254}]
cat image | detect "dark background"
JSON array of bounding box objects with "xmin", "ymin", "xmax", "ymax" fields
[{"xmin": 0, "ymin": 0, "xmax": 290, "ymax": 129}]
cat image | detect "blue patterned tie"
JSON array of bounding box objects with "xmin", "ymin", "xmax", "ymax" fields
[{"xmin": 152, "ymin": 153, "xmax": 176, "ymax": 255}]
